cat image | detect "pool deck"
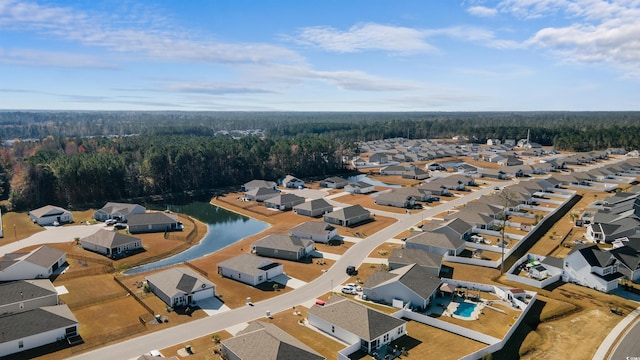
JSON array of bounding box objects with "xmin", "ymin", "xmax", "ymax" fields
[{"xmin": 446, "ymin": 299, "xmax": 485, "ymax": 320}]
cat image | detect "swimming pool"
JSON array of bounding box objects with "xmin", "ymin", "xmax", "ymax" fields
[{"xmin": 454, "ymin": 302, "xmax": 477, "ymax": 318}]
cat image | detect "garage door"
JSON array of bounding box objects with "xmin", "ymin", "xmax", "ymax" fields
[{"xmin": 193, "ymin": 287, "xmax": 214, "ymax": 301}]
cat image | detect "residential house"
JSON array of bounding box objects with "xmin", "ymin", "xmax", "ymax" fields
[
  {"xmin": 426, "ymin": 162, "xmax": 446, "ymax": 171},
  {"xmin": 94, "ymin": 202, "xmax": 146, "ymax": 222},
  {"xmin": 392, "ymin": 187, "xmax": 434, "ymax": 202},
  {"xmin": 387, "ymin": 248, "xmax": 443, "ymax": 276},
  {"xmin": 610, "ymin": 246, "xmax": 640, "ymax": 283},
  {"xmin": 221, "ymin": 321, "xmax": 325, "ymax": 360},
  {"xmin": 217, "ymin": 254, "xmax": 284, "ymax": 287},
  {"xmin": 374, "ymin": 192, "xmax": 415, "ymax": 208},
  {"xmin": 0, "ymin": 280, "xmax": 58, "ymax": 315},
  {"xmin": 0, "ymin": 305, "xmax": 78, "ymax": 358},
  {"xmin": 289, "ymin": 221, "xmax": 338, "ymax": 243},
  {"xmin": 402, "ymin": 167, "xmax": 430, "ymax": 180},
  {"xmin": 293, "ymin": 198, "xmax": 333, "ymax": 217},
  {"xmin": 252, "ymin": 234, "xmax": 314, "ymax": 261},
  {"xmin": 308, "ymin": 295, "xmax": 407, "ymax": 354},
  {"xmin": 363, "ymin": 264, "xmax": 442, "ymax": 310},
  {"xmin": 417, "ymin": 182, "xmax": 450, "ymax": 197},
  {"xmin": 405, "ymin": 218, "xmax": 472, "ymax": 256},
  {"xmin": 0, "ymin": 246, "xmax": 66, "ymax": 281},
  {"xmin": 319, "ymin": 176, "xmax": 349, "ymax": 189},
  {"xmin": 323, "ymin": 205, "xmax": 372, "ymax": 227},
  {"xmin": 380, "ymin": 165, "xmax": 409, "ymax": 175},
  {"xmin": 264, "ymin": 193, "xmax": 305, "ymax": 211},
  {"xmin": 563, "ymin": 244, "xmax": 623, "ymax": 293},
  {"xmin": 127, "ymin": 212, "xmax": 181, "ymax": 234},
  {"xmin": 345, "ymin": 181, "xmax": 376, "ymax": 194},
  {"xmin": 28, "ymin": 205, "xmax": 73, "ymax": 226},
  {"xmin": 498, "ymin": 156, "xmax": 524, "ymax": 167},
  {"xmin": 432, "ymin": 174, "xmax": 476, "ymax": 190},
  {"xmin": 585, "ymin": 218, "xmax": 640, "ymax": 244},
  {"xmin": 244, "ymin": 187, "xmax": 280, "ymax": 202},
  {"xmin": 368, "ymin": 152, "xmax": 389, "ymax": 165},
  {"xmin": 243, "ymin": 179, "xmax": 277, "ymax": 192},
  {"xmin": 479, "ymin": 169, "xmax": 509, "ymax": 180},
  {"xmin": 282, "ymin": 175, "xmax": 305, "ymax": 189},
  {"xmin": 80, "ymin": 229, "xmax": 142, "ymax": 258},
  {"xmin": 146, "ymin": 267, "xmax": 216, "ymax": 307}
]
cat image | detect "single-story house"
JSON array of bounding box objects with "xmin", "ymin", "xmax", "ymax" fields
[
  {"xmin": 146, "ymin": 267, "xmax": 216, "ymax": 307},
  {"xmin": 417, "ymin": 182, "xmax": 451, "ymax": 196},
  {"xmin": 94, "ymin": 202, "xmax": 146, "ymax": 222},
  {"xmin": 374, "ymin": 192, "xmax": 415, "ymax": 208},
  {"xmin": 282, "ymin": 175, "xmax": 305, "ymax": 189},
  {"xmin": 0, "ymin": 305, "xmax": 78, "ymax": 358},
  {"xmin": 479, "ymin": 169, "xmax": 509, "ymax": 180},
  {"xmin": 0, "ymin": 246, "xmax": 66, "ymax": 281},
  {"xmin": 80, "ymin": 229, "xmax": 142, "ymax": 258},
  {"xmin": 363, "ymin": 264, "xmax": 442, "ymax": 310},
  {"xmin": 345, "ymin": 181, "xmax": 376, "ymax": 194},
  {"xmin": 387, "ymin": 248, "xmax": 443, "ymax": 275},
  {"xmin": 127, "ymin": 212, "xmax": 181, "ymax": 234},
  {"xmin": 264, "ymin": 193, "xmax": 305, "ymax": 211},
  {"xmin": 222, "ymin": 322, "xmax": 325, "ymax": 360},
  {"xmin": 293, "ymin": 198, "xmax": 333, "ymax": 217},
  {"xmin": 0, "ymin": 280, "xmax": 59, "ymax": 314},
  {"xmin": 289, "ymin": 221, "xmax": 338, "ymax": 243},
  {"xmin": 244, "ymin": 187, "xmax": 280, "ymax": 202},
  {"xmin": 252, "ymin": 234, "xmax": 314, "ymax": 261},
  {"xmin": 323, "ymin": 205, "xmax": 372, "ymax": 227},
  {"xmin": 380, "ymin": 165, "xmax": 409, "ymax": 175},
  {"xmin": 393, "ymin": 187, "xmax": 433, "ymax": 202},
  {"xmin": 28, "ymin": 205, "xmax": 73, "ymax": 226},
  {"xmin": 217, "ymin": 254, "xmax": 284, "ymax": 287},
  {"xmin": 405, "ymin": 231, "xmax": 466, "ymax": 256},
  {"xmin": 243, "ymin": 179, "xmax": 277, "ymax": 192},
  {"xmin": 308, "ymin": 295, "xmax": 407, "ymax": 354},
  {"xmin": 402, "ymin": 167, "xmax": 430, "ymax": 180},
  {"xmin": 319, "ymin": 176, "xmax": 349, "ymax": 189}
]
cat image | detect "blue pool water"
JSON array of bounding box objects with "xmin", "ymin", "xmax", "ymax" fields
[{"xmin": 454, "ymin": 302, "xmax": 477, "ymax": 318}]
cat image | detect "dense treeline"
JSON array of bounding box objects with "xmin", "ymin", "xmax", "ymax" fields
[
  {"xmin": 5, "ymin": 134, "xmax": 348, "ymax": 210},
  {"xmin": 1, "ymin": 111, "xmax": 639, "ymax": 210}
]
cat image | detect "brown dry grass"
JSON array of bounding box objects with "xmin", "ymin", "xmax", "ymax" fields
[
  {"xmin": 160, "ymin": 330, "xmax": 233, "ymax": 360},
  {"xmin": 0, "ymin": 211, "xmax": 44, "ymax": 245},
  {"xmin": 332, "ymin": 192, "xmax": 408, "ymax": 214},
  {"xmin": 369, "ymin": 241, "xmax": 403, "ymax": 258},
  {"xmin": 367, "ymin": 174, "xmax": 422, "ymax": 187}
]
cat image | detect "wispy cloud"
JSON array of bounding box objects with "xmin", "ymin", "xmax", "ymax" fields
[
  {"xmin": 467, "ymin": 6, "xmax": 498, "ymax": 17},
  {"xmin": 288, "ymin": 23, "xmax": 438, "ymax": 53},
  {"xmin": 167, "ymin": 82, "xmax": 277, "ymax": 95},
  {"xmin": 0, "ymin": 47, "xmax": 115, "ymax": 68},
  {"xmin": 0, "ymin": 0, "xmax": 302, "ymax": 65}
]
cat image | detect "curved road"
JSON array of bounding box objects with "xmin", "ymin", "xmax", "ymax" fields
[
  {"xmin": 69, "ymin": 182, "xmax": 507, "ymax": 360},
  {"xmin": 609, "ymin": 317, "xmax": 640, "ymax": 360}
]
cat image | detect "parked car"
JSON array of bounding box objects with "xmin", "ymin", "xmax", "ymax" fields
[
  {"xmin": 114, "ymin": 223, "xmax": 127, "ymax": 230},
  {"xmin": 52, "ymin": 221, "xmax": 60, "ymax": 227},
  {"xmin": 341, "ymin": 286, "xmax": 357, "ymax": 295},
  {"xmin": 346, "ymin": 265, "xmax": 358, "ymax": 276},
  {"xmin": 105, "ymin": 219, "xmax": 117, "ymax": 226},
  {"xmin": 345, "ymin": 283, "xmax": 362, "ymax": 292}
]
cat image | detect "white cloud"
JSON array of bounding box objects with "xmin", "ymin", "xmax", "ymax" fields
[
  {"xmin": 167, "ymin": 82, "xmax": 277, "ymax": 95},
  {"xmin": 0, "ymin": 0, "xmax": 302, "ymax": 65},
  {"xmin": 308, "ymin": 69, "xmax": 423, "ymax": 91},
  {"xmin": 520, "ymin": 0, "xmax": 640, "ymax": 77},
  {"xmin": 467, "ymin": 5, "xmax": 498, "ymax": 17},
  {"xmin": 290, "ymin": 23, "xmax": 438, "ymax": 53},
  {"xmin": 0, "ymin": 47, "xmax": 115, "ymax": 68}
]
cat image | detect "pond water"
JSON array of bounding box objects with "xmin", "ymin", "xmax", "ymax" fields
[
  {"xmin": 345, "ymin": 174, "xmax": 401, "ymax": 188},
  {"xmin": 123, "ymin": 201, "xmax": 268, "ymax": 275}
]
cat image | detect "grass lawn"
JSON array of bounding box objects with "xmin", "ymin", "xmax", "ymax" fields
[
  {"xmin": 369, "ymin": 241, "xmax": 403, "ymax": 258},
  {"xmin": 160, "ymin": 330, "xmax": 233, "ymax": 360},
  {"xmin": 332, "ymin": 192, "xmax": 409, "ymax": 214},
  {"xmin": 0, "ymin": 211, "xmax": 44, "ymax": 245}
]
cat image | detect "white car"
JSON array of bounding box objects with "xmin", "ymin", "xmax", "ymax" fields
[
  {"xmin": 341, "ymin": 286, "xmax": 357, "ymax": 295},
  {"xmin": 105, "ymin": 219, "xmax": 117, "ymax": 226},
  {"xmin": 344, "ymin": 283, "xmax": 362, "ymax": 292}
]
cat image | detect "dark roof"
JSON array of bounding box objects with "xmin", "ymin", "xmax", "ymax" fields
[
  {"xmin": 541, "ymin": 256, "xmax": 564, "ymax": 269},
  {"xmin": 0, "ymin": 305, "xmax": 77, "ymax": 343},
  {"xmin": 610, "ymin": 246, "xmax": 640, "ymax": 271},
  {"xmin": 325, "ymin": 205, "xmax": 370, "ymax": 221},
  {"xmin": 0, "ymin": 280, "xmax": 57, "ymax": 306},
  {"xmin": 395, "ymin": 264, "xmax": 442, "ymax": 299},
  {"xmin": 253, "ymin": 234, "xmax": 313, "ymax": 252},
  {"xmin": 569, "ymin": 244, "xmax": 616, "ymax": 267},
  {"xmin": 29, "ymin": 205, "xmax": 70, "ymax": 218},
  {"xmin": 293, "ymin": 199, "xmax": 333, "ymax": 212}
]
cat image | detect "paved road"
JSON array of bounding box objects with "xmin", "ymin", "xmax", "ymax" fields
[
  {"xmin": 69, "ymin": 182, "xmax": 506, "ymax": 360},
  {"xmin": 0, "ymin": 223, "xmax": 104, "ymax": 255},
  {"xmin": 609, "ymin": 315, "xmax": 640, "ymax": 360}
]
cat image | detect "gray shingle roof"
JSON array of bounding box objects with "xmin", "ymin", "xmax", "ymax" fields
[
  {"xmin": 146, "ymin": 267, "xmax": 215, "ymax": 298},
  {"xmin": 23, "ymin": 246, "xmax": 65, "ymax": 268},
  {"xmin": 0, "ymin": 305, "xmax": 77, "ymax": 343},
  {"xmin": 325, "ymin": 205, "xmax": 370, "ymax": 221},
  {"xmin": 308, "ymin": 295, "xmax": 406, "ymax": 341},
  {"xmin": 388, "ymin": 248, "xmax": 443, "ymax": 269},
  {"xmin": 0, "ymin": 280, "xmax": 57, "ymax": 306},
  {"xmin": 29, "ymin": 205, "xmax": 69, "ymax": 219},
  {"xmin": 253, "ymin": 234, "xmax": 313, "ymax": 253},
  {"xmin": 289, "ymin": 221, "xmax": 336, "ymax": 236},
  {"xmin": 217, "ymin": 254, "xmax": 280, "ymax": 276},
  {"xmin": 223, "ymin": 322, "xmax": 325, "ymax": 360},
  {"xmin": 80, "ymin": 229, "xmax": 141, "ymax": 248},
  {"xmin": 293, "ymin": 199, "xmax": 333, "ymax": 212},
  {"xmin": 128, "ymin": 212, "xmax": 178, "ymax": 226}
]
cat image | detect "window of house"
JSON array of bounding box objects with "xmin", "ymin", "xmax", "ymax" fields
[
  {"xmin": 397, "ymin": 327, "xmax": 403, "ymax": 335},
  {"xmin": 18, "ymin": 340, "xmax": 23, "ymax": 348},
  {"xmin": 383, "ymin": 334, "xmax": 389, "ymax": 342},
  {"xmin": 331, "ymin": 326, "xmax": 335, "ymax": 333},
  {"xmin": 19, "ymin": 303, "xmax": 24, "ymax": 310},
  {"xmin": 258, "ymin": 275, "xmax": 263, "ymax": 281},
  {"xmin": 238, "ymin": 273, "xmax": 241, "ymax": 279}
]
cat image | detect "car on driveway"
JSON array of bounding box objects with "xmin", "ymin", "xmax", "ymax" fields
[
  {"xmin": 341, "ymin": 286, "xmax": 357, "ymax": 295},
  {"xmin": 345, "ymin": 283, "xmax": 362, "ymax": 292},
  {"xmin": 114, "ymin": 223, "xmax": 127, "ymax": 230},
  {"xmin": 105, "ymin": 219, "xmax": 117, "ymax": 226},
  {"xmin": 346, "ymin": 265, "xmax": 358, "ymax": 276}
]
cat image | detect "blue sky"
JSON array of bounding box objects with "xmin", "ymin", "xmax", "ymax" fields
[{"xmin": 1, "ymin": 0, "xmax": 639, "ymax": 111}]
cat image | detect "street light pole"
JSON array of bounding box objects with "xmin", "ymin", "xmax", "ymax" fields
[{"xmin": 13, "ymin": 224, "xmax": 16, "ymax": 239}]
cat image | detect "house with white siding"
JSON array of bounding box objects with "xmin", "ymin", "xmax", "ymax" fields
[
  {"xmin": 293, "ymin": 199, "xmax": 333, "ymax": 217},
  {"xmin": 80, "ymin": 229, "xmax": 142, "ymax": 258},
  {"xmin": 0, "ymin": 246, "xmax": 66, "ymax": 281},
  {"xmin": 363, "ymin": 264, "xmax": 442, "ymax": 310},
  {"xmin": 0, "ymin": 280, "xmax": 59, "ymax": 315},
  {"xmin": 252, "ymin": 234, "xmax": 314, "ymax": 262},
  {"xmin": 146, "ymin": 267, "xmax": 216, "ymax": 307},
  {"xmin": 307, "ymin": 295, "xmax": 407, "ymax": 354},
  {"xmin": 563, "ymin": 244, "xmax": 623, "ymax": 293},
  {"xmin": 28, "ymin": 205, "xmax": 73, "ymax": 226},
  {"xmin": 217, "ymin": 254, "xmax": 284, "ymax": 287},
  {"xmin": 289, "ymin": 221, "xmax": 338, "ymax": 243},
  {"xmin": 94, "ymin": 202, "xmax": 146, "ymax": 222}
]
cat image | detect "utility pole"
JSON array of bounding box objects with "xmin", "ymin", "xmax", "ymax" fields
[{"xmin": 499, "ymin": 189, "xmax": 513, "ymax": 275}]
